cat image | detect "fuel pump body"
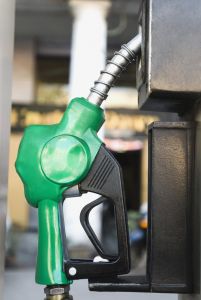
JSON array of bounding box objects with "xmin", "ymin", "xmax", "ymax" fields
[
  {"xmin": 89, "ymin": 122, "xmax": 194, "ymax": 293},
  {"xmin": 89, "ymin": 0, "xmax": 201, "ymax": 293},
  {"xmin": 137, "ymin": 0, "xmax": 201, "ymax": 112}
]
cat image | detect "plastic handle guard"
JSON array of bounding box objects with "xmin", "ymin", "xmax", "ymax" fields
[{"xmin": 60, "ymin": 145, "xmax": 130, "ymax": 280}]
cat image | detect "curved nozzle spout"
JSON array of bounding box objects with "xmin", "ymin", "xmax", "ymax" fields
[{"xmin": 87, "ymin": 33, "xmax": 142, "ymax": 106}]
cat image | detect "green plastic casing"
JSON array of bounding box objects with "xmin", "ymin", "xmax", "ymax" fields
[{"xmin": 15, "ymin": 97, "xmax": 104, "ymax": 285}]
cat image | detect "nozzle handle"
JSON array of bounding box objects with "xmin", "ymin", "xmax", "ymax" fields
[{"xmin": 36, "ymin": 199, "xmax": 68, "ymax": 285}]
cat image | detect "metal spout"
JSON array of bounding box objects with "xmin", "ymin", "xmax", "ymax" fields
[{"xmin": 44, "ymin": 285, "xmax": 73, "ymax": 300}]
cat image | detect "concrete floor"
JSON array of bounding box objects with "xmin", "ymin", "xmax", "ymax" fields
[{"xmin": 4, "ymin": 268, "xmax": 178, "ymax": 300}]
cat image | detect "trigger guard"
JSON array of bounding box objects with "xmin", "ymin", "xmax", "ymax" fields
[{"xmin": 80, "ymin": 196, "xmax": 117, "ymax": 261}]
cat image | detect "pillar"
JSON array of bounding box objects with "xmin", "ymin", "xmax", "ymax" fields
[
  {"xmin": 0, "ymin": 0, "xmax": 15, "ymax": 295},
  {"xmin": 12, "ymin": 39, "xmax": 36, "ymax": 104},
  {"xmin": 64, "ymin": 0, "xmax": 110, "ymax": 248}
]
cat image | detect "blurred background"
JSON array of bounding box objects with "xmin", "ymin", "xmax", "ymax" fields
[{"xmin": 4, "ymin": 0, "xmax": 176, "ymax": 299}]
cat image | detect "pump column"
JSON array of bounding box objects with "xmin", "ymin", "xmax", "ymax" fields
[
  {"xmin": 68, "ymin": 0, "xmax": 110, "ymax": 99},
  {"xmin": 64, "ymin": 0, "xmax": 111, "ymax": 248}
]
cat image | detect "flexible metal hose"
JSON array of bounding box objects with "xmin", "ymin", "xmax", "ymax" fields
[{"xmin": 87, "ymin": 33, "xmax": 142, "ymax": 106}]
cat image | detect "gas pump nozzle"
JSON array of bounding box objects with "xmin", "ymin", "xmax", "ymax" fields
[{"xmin": 15, "ymin": 33, "xmax": 141, "ymax": 297}]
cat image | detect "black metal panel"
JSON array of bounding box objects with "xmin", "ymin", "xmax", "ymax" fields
[
  {"xmin": 148, "ymin": 122, "xmax": 194, "ymax": 293},
  {"xmin": 89, "ymin": 122, "xmax": 194, "ymax": 293},
  {"xmin": 89, "ymin": 276, "xmax": 150, "ymax": 292},
  {"xmin": 137, "ymin": 0, "xmax": 201, "ymax": 112}
]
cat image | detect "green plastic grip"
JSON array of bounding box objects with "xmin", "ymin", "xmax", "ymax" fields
[{"xmin": 36, "ymin": 199, "xmax": 67, "ymax": 285}]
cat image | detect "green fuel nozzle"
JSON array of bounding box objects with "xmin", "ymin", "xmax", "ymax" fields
[
  {"xmin": 16, "ymin": 97, "xmax": 104, "ymax": 285},
  {"xmin": 15, "ymin": 34, "xmax": 141, "ymax": 296}
]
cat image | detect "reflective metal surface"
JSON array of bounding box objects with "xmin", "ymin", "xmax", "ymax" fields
[{"xmin": 44, "ymin": 285, "xmax": 73, "ymax": 300}]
